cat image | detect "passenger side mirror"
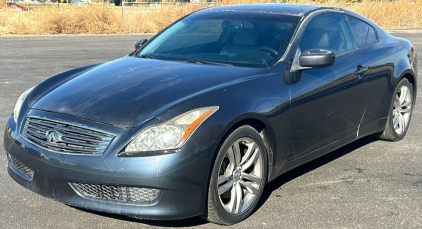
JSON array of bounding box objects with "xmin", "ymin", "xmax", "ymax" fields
[
  {"xmin": 135, "ymin": 39, "xmax": 148, "ymax": 49},
  {"xmin": 299, "ymin": 49, "xmax": 335, "ymax": 69}
]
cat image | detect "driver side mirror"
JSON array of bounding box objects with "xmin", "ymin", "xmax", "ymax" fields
[
  {"xmin": 135, "ymin": 39, "xmax": 148, "ymax": 49},
  {"xmin": 299, "ymin": 49, "xmax": 335, "ymax": 69}
]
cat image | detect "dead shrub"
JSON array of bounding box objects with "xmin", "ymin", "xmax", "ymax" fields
[{"xmin": 0, "ymin": 0, "xmax": 421, "ymax": 35}]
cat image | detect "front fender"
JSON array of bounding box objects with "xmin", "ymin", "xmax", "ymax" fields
[{"xmin": 152, "ymin": 64, "xmax": 290, "ymax": 183}]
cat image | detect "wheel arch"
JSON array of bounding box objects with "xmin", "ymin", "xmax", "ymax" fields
[
  {"xmin": 201, "ymin": 114, "xmax": 277, "ymax": 220},
  {"xmin": 212, "ymin": 114, "xmax": 277, "ymax": 184},
  {"xmin": 398, "ymin": 70, "xmax": 417, "ymax": 106}
]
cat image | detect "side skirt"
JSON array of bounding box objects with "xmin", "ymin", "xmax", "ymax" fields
[{"xmin": 277, "ymin": 132, "xmax": 357, "ymax": 176}]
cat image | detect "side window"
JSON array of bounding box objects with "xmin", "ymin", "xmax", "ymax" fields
[
  {"xmin": 347, "ymin": 16, "xmax": 377, "ymax": 48},
  {"xmin": 299, "ymin": 13, "xmax": 356, "ymax": 55}
]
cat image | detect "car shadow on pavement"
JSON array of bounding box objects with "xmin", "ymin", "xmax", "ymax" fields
[
  {"xmin": 73, "ymin": 135, "xmax": 377, "ymax": 227},
  {"xmin": 255, "ymin": 135, "xmax": 377, "ymax": 210},
  {"xmin": 73, "ymin": 207, "xmax": 209, "ymax": 227}
]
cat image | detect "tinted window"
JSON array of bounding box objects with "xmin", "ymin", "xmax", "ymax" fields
[
  {"xmin": 299, "ymin": 13, "xmax": 356, "ymax": 55},
  {"xmin": 347, "ymin": 16, "xmax": 377, "ymax": 48},
  {"xmin": 138, "ymin": 13, "xmax": 300, "ymax": 68}
]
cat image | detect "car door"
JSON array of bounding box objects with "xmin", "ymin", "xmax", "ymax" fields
[
  {"xmin": 346, "ymin": 15, "xmax": 389, "ymax": 128},
  {"xmin": 289, "ymin": 13, "xmax": 371, "ymax": 159}
]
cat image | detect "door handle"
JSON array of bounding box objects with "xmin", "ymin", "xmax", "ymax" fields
[{"xmin": 355, "ymin": 65, "xmax": 368, "ymax": 78}]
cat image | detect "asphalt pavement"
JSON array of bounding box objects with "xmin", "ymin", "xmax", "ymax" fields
[{"xmin": 0, "ymin": 33, "xmax": 421, "ymax": 228}]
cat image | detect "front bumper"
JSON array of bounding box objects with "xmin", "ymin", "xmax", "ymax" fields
[{"xmin": 4, "ymin": 113, "xmax": 215, "ymax": 220}]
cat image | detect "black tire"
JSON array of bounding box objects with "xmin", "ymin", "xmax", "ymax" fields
[
  {"xmin": 203, "ymin": 125, "xmax": 268, "ymax": 225},
  {"xmin": 374, "ymin": 78, "xmax": 414, "ymax": 141}
]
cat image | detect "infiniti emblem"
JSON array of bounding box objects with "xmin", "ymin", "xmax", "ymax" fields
[{"xmin": 45, "ymin": 130, "xmax": 62, "ymax": 144}]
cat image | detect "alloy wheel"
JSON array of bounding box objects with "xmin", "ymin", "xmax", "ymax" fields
[
  {"xmin": 216, "ymin": 137, "xmax": 264, "ymax": 214},
  {"xmin": 392, "ymin": 85, "xmax": 412, "ymax": 135}
]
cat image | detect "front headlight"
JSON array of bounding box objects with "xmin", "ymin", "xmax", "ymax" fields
[
  {"xmin": 13, "ymin": 87, "xmax": 34, "ymax": 123},
  {"xmin": 125, "ymin": 106, "xmax": 219, "ymax": 154}
]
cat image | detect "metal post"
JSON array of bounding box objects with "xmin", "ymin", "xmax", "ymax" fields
[{"xmin": 122, "ymin": 1, "xmax": 125, "ymax": 20}]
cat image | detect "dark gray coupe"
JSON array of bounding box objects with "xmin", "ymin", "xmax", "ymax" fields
[{"xmin": 4, "ymin": 4, "xmax": 417, "ymax": 225}]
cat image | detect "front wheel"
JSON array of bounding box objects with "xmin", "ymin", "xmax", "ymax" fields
[
  {"xmin": 375, "ymin": 78, "xmax": 414, "ymax": 141},
  {"xmin": 204, "ymin": 125, "xmax": 268, "ymax": 225}
]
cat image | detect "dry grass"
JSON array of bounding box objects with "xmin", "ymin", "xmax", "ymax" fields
[
  {"xmin": 0, "ymin": 4, "xmax": 209, "ymax": 34},
  {"xmin": 0, "ymin": 0, "xmax": 421, "ymax": 35},
  {"xmin": 339, "ymin": 0, "xmax": 422, "ymax": 29}
]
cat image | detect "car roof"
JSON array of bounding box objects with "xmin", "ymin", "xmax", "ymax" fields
[{"xmin": 199, "ymin": 4, "xmax": 328, "ymax": 17}]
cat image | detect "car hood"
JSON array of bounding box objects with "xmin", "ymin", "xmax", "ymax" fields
[{"xmin": 32, "ymin": 56, "xmax": 268, "ymax": 127}]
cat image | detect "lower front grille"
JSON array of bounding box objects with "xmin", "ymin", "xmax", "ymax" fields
[
  {"xmin": 70, "ymin": 183, "xmax": 160, "ymax": 204},
  {"xmin": 8, "ymin": 154, "xmax": 34, "ymax": 179}
]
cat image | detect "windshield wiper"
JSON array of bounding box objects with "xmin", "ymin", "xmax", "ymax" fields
[
  {"xmin": 139, "ymin": 54, "xmax": 155, "ymax": 59},
  {"xmin": 186, "ymin": 59, "xmax": 232, "ymax": 66}
]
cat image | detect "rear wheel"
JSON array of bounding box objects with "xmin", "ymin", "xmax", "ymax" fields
[
  {"xmin": 204, "ymin": 125, "xmax": 267, "ymax": 225},
  {"xmin": 375, "ymin": 78, "xmax": 414, "ymax": 141}
]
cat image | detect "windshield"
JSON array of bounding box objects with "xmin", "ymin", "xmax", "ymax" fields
[{"xmin": 136, "ymin": 12, "xmax": 300, "ymax": 67}]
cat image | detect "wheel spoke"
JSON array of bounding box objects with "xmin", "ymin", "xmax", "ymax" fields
[
  {"xmin": 241, "ymin": 148, "xmax": 260, "ymax": 171},
  {"xmin": 227, "ymin": 183, "xmax": 237, "ymax": 213},
  {"xmin": 403, "ymin": 114, "xmax": 409, "ymax": 129},
  {"xmin": 399, "ymin": 87, "xmax": 408, "ymax": 105},
  {"xmin": 398, "ymin": 113, "xmax": 405, "ymax": 133},
  {"xmin": 402, "ymin": 100, "xmax": 411, "ymax": 108},
  {"xmin": 393, "ymin": 115, "xmax": 399, "ymax": 129},
  {"xmin": 232, "ymin": 141, "xmax": 241, "ymax": 166},
  {"xmin": 218, "ymin": 180, "xmax": 233, "ymax": 195},
  {"xmin": 400, "ymin": 106, "xmax": 411, "ymax": 113},
  {"xmin": 241, "ymin": 172, "xmax": 262, "ymax": 184},
  {"xmin": 395, "ymin": 94, "xmax": 400, "ymax": 106},
  {"xmin": 226, "ymin": 147, "xmax": 236, "ymax": 167},
  {"xmin": 240, "ymin": 142, "xmax": 256, "ymax": 166},
  {"xmin": 218, "ymin": 174, "xmax": 232, "ymax": 185},
  {"xmin": 234, "ymin": 183, "xmax": 243, "ymax": 213},
  {"xmin": 239, "ymin": 180, "xmax": 259, "ymax": 195}
]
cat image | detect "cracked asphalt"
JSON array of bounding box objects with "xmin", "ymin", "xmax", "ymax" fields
[{"xmin": 0, "ymin": 33, "xmax": 421, "ymax": 228}]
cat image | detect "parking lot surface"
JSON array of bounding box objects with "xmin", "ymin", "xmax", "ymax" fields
[{"xmin": 0, "ymin": 33, "xmax": 421, "ymax": 228}]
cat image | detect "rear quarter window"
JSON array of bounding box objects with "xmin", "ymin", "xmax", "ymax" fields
[{"xmin": 347, "ymin": 16, "xmax": 377, "ymax": 48}]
